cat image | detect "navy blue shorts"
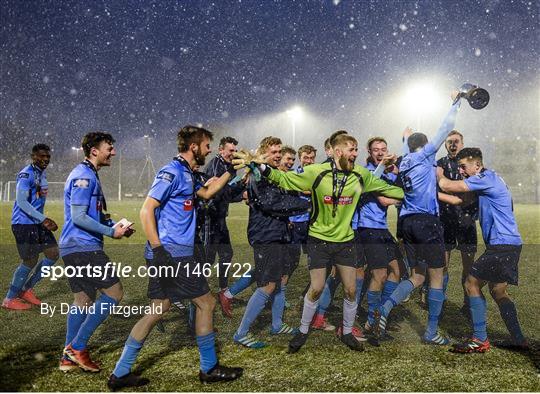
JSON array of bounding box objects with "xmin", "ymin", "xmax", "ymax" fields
[
  {"xmin": 306, "ymin": 236, "xmax": 357, "ymax": 270},
  {"xmin": 470, "ymin": 244, "xmax": 521, "ymax": 286},
  {"xmin": 62, "ymin": 250, "xmax": 119, "ymax": 301},
  {"xmin": 440, "ymin": 214, "xmax": 478, "ymax": 253},
  {"xmin": 357, "ymin": 227, "xmax": 402, "ymax": 270},
  {"xmin": 12, "ymin": 224, "xmax": 57, "ymax": 260},
  {"xmin": 400, "ymin": 214, "xmax": 445, "ymax": 269},
  {"xmin": 354, "ymin": 230, "xmax": 367, "ymax": 268},
  {"xmin": 146, "ymin": 255, "xmax": 210, "ymax": 302},
  {"xmin": 252, "ymin": 243, "xmax": 285, "ymax": 287}
]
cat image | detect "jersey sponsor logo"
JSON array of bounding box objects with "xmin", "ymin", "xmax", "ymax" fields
[
  {"xmin": 323, "ymin": 195, "xmax": 353, "ymax": 205},
  {"xmin": 183, "ymin": 199, "xmax": 193, "ymax": 211},
  {"xmin": 157, "ymin": 171, "xmax": 175, "ymax": 183},
  {"xmin": 73, "ymin": 178, "xmax": 90, "ymax": 188},
  {"xmin": 18, "ymin": 173, "xmax": 30, "ymax": 179}
]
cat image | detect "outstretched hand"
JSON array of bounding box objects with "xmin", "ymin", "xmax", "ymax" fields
[{"xmin": 232, "ymin": 150, "xmax": 266, "ymax": 170}]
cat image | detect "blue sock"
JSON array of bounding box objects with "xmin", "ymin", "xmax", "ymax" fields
[
  {"xmin": 112, "ymin": 335, "xmax": 145, "ymax": 378},
  {"xmin": 65, "ymin": 306, "xmax": 88, "ymax": 346},
  {"xmin": 469, "ymin": 296, "xmax": 487, "ymax": 341},
  {"xmin": 355, "ymin": 278, "xmax": 364, "ymax": 305},
  {"xmin": 425, "ymin": 288, "xmax": 445, "ymax": 338},
  {"xmin": 366, "ymin": 290, "xmax": 381, "ymax": 325},
  {"xmin": 381, "ymin": 280, "xmax": 398, "ymax": 305},
  {"xmin": 498, "ymin": 300, "xmax": 525, "ymax": 343},
  {"xmin": 196, "ymin": 332, "xmax": 218, "ymax": 373},
  {"xmin": 6, "ymin": 263, "xmax": 31, "ymax": 299},
  {"xmin": 24, "ymin": 258, "xmax": 57, "ymax": 290},
  {"xmin": 317, "ymin": 279, "xmax": 333, "ymax": 315},
  {"xmin": 442, "ymin": 273, "xmax": 449, "ymax": 299},
  {"xmin": 271, "ymin": 285, "xmax": 286, "ymax": 331},
  {"xmin": 381, "ymin": 279, "xmax": 414, "ymax": 317},
  {"xmin": 71, "ymin": 294, "xmax": 118, "ymax": 350},
  {"xmin": 229, "ymin": 270, "xmax": 255, "ymax": 296},
  {"xmin": 235, "ymin": 288, "xmax": 270, "ymax": 338}
]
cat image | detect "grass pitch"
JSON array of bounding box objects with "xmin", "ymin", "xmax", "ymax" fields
[{"xmin": 0, "ymin": 201, "xmax": 539, "ymax": 392}]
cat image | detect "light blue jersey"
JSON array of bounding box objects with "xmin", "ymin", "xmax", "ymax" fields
[
  {"xmin": 464, "ymin": 169, "xmax": 522, "ymax": 246},
  {"xmin": 358, "ymin": 162, "xmax": 397, "ymax": 229},
  {"xmin": 144, "ymin": 157, "xmax": 202, "ymax": 259},
  {"xmin": 289, "ymin": 166, "xmax": 310, "ymax": 223},
  {"xmin": 11, "ymin": 164, "xmax": 48, "ymax": 225}
]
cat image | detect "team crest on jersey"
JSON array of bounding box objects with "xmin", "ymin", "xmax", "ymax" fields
[
  {"xmin": 18, "ymin": 173, "xmax": 30, "ymax": 179},
  {"xmin": 157, "ymin": 171, "xmax": 175, "ymax": 183},
  {"xmin": 323, "ymin": 195, "xmax": 353, "ymax": 205},
  {"xmin": 73, "ymin": 178, "xmax": 90, "ymax": 188},
  {"xmin": 183, "ymin": 199, "xmax": 193, "ymax": 211}
]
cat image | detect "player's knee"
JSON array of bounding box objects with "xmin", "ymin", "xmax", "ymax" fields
[
  {"xmin": 372, "ymin": 269, "xmax": 387, "ymax": 284},
  {"xmin": 309, "ymin": 287, "xmax": 322, "ymax": 300},
  {"xmin": 44, "ymin": 247, "xmax": 59, "ymax": 261},
  {"xmin": 489, "ymin": 287, "xmax": 509, "ymax": 303}
]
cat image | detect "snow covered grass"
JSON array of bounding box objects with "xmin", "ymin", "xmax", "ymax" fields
[{"xmin": 0, "ymin": 201, "xmax": 538, "ymax": 391}]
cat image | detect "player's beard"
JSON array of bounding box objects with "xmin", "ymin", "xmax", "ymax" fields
[
  {"xmin": 339, "ymin": 155, "xmax": 354, "ymax": 172},
  {"xmin": 194, "ymin": 150, "xmax": 206, "ymax": 166}
]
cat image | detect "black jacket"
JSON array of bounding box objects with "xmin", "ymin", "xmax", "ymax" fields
[
  {"xmin": 247, "ymin": 173, "xmax": 311, "ymax": 245},
  {"xmin": 204, "ymin": 155, "xmax": 244, "ymax": 219}
]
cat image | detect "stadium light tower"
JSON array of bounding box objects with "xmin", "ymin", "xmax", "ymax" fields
[
  {"xmin": 71, "ymin": 146, "xmax": 83, "ymax": 161},
  {"xmin": 137, "ymin": 135, "xmax": 157, "ymax": 189},
  {"xmin": 286, "ymin": 106, "xmax": 304, "ymax": 148}
]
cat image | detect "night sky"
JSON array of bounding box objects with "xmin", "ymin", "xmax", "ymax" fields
[{"xmin": 1, "ymin": 0, "xmax": 538, "ymax": 157}]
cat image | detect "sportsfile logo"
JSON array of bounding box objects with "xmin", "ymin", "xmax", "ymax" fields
[{"xmin": 323, "ymin": 195, "xmax": 353, "ymax": 205}]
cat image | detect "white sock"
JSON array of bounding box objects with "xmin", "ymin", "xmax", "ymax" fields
[
  {"xmin": 342, "ymin": 298, "xmax": 357, "ymax": 335},
  {"xmin": 224, "ymin": 289, "xmax": 233, "ymax": 299},
  {"xmin": 299, "ymin": 294, "xmax": 319, "ymax": 334}
]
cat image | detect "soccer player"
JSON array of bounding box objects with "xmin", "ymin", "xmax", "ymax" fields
[
  {"xmin": 108, "ymin": 126, "xmax": 243, "ymax": 390},
  {"xmin": 232, "ymin": 137, "xmax": 309, "ymax": 348},
  {"xmin": 3, "ymin": 144, "xmax": 59, "ymax": 310},
  {"xmin": 437, "ymin": 131, "xmax": 478, "ymax": 314},
  {"xmin": 279, "ymin": 145, "xmax": 297, "ymax": 172},
  {"xmin": 438, "ymin": 148, "xmax": 528, "ymax": 353},
  {"xmin": 375, "ymin": 96, "xmax": 462, "ymax": 345},
  {"xmin": 60, "ymin": 132, "xmax": 133, "ymax": 372},
  {"xmin": 234, "ymin": 133, "xmax": 404, "ymax": 353},
  {"xmin": 356, "ymin": 138, "xmax": 403, "ymax": 337},
  {"xmin": 205, "ymin": 137, "xmax": 243, "ymax": 298}
]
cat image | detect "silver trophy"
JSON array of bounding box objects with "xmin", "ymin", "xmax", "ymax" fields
[{"xmin": 453, "ymin": 83, "xmax": 490, "ymax": 109}]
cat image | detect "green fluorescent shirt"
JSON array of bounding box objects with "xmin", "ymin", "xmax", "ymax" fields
[{"xmin": 266, "ymin": 162, "xmax": 404, "ymax": 243}]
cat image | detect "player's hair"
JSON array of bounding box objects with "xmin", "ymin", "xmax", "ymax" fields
[
  {"xmin": 447, "ymin": 130, "xmax": 463, "ymax": 140},
  {"xmin": 298, "ymin": 144, "xmax": 316, "ymax": 158},
  {"xmin": 219, "ymin": 136, "xmax": 238, "ymax": 148},
  {"xmin": 331, "ymin": 134, "xmax": 357, "ymax": 149},
  {"xmin": 81, "ymin": 132, "xmax": 116, "ymax": 157},
  {"xmin": 32, "ymin": 143, "xmax": 50, "ymax": 153},
  {"xmin": 281, "ymin": 145, "xmax": 296, "ymax": 157},
  {"xmin": 456, "ymin": 147, "xmax": 483, "ymax": 164},
  {"xmin": 257, "ymin": 136, "xmax": 282, "ymax": 154},
  {"xmin": 177, "ymin": 125, "xmax": 213, "ymax": 153},
  {"xmin": 324, "ymin": 137, "xmax": 331, "ymax": 150},
  {"xmin": 366, "ymin": 137, "xmax": 387, "ymax": 164},
  {"xmin": 407, "ymin": 132, "xmax": 428, "ymax": 152},
  {"xmin": 329, "ymin": 130, "xmax": 348, "ymax": 146}
]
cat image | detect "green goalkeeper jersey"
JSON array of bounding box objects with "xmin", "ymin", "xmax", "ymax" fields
[{"xmin": 266, "ymin": 162, "xmax": 404, "ymax": 243}]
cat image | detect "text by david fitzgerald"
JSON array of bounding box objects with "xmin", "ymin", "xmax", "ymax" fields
[{"xmin": 41, "ymin": 303, "xmax": 162, "ymax": 318}]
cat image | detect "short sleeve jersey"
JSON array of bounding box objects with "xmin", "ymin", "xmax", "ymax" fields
[
  {"xmin": 144, "ymin": 157, "xmax": 203, "ymax": 259},
  {"xmin": 11, "ymin": 164, "xmax": 48, "ymax": 224},
  {"xmin": 59, "ymin": 161, "xmax": 106, "ymax": 256},
  {"xmin": 358, "ymin": 162, "xmax": 397, "ymax": 229},
  {"xmin": 289, "ymin": 166, "xmax": 311, "ymax": 223},
  {"xmin": 464, "ymin": 169, "xmax": 522, "ymax": 246},
  {"xmin": 398, "ymin": 143, "xmax": 439, "ymax": 217}
]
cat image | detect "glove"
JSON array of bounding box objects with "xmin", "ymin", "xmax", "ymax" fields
[{"xmin": 232, "ymin": 149, "xmax": 266, "ymax": 170}]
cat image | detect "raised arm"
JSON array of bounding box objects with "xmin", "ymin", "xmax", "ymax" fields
[
  {"xmin": 430, "ymin": 101, "xmax": 461, "ymax": 151},
  {"xmin": 262, "ymin": 164, "xmax": 317, "ymax": 193}
]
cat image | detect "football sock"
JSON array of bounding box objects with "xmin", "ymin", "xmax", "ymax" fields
[
  {"xmin": 381, "ymin": 279, "xmax": 414, "ymax": 317},
  {"xmin": 381, "ymin": 279, "xmax": 398, "ymax": 305},
  {"xmin": 196, "ymin": 332, "xmax": 218, "ymax": 373},
  {"xmin": 367, "ymin": 290, "xmax": 382, "ymax": 326},
  {"xmin": 498, "ymin": 299, "xmax": 526, "ymax": 343},
  {"xmin": 6, "ymin": 263, "xmax": 31, "ymax": 299},
  {"xmin": 342, "ymin": 298, "xmax": 357, "ymax": 335},
  {"xmin": 442, "ymin": 273, "xmax": 449, "ymax": 299},
  {"xmin": 317, "ymin": 280, "xmax": 333, "ymax": 315},
  {"xmin": 425, "ymin": 288, "xmax": 445, "ymax": 338},
  {"xmin": 71, "ymin": 293, "xmax": 118, "ymax": 350},
  {"xmin": 469, "ymin": 295, "xmax": 488, "ymax": 341},
  {"xmin": 65, "ymin": 305, "xmax": 88, "ymax": 346},
  {"xmin": 112, "ymin": 335, "xmax": 145, "ymax": 378},
  {"xmin": 271, "ymin": 285, "xmax": 286, "ymax": 332},
  {"xmin": 229, "ymin": 269, "xmax": 254, "ymax": 296},
  {"xmin": 299, "ymin": 294, "xmax": 319, "ymax": 334},
  {"xmin": 355, "ymin": 278, "xmax": 364, "ymax": 305},
  {"xmin": 235, "ymin": 288, "xmax": 269, "ymax": 338},
  {"xmin": 223, "ymin": 289, "xmax": 233, "ymax": 299},
  {"xmin": 24, "ymin": 257, "xmax": 57, "ymax": 290}
]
